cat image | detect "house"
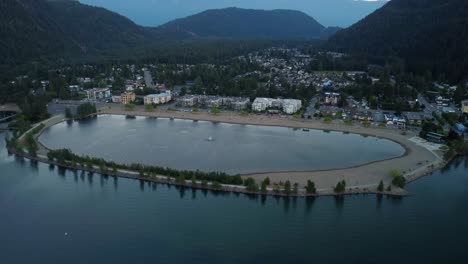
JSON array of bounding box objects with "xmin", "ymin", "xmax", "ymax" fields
[
  {"xmin": 403, "ymin": 112, "xmax": 424, "ymax": 126},
  {"xmin": 353, "ymin": 111, "xmax": 373, "ymax": 121},
  {"xmin": 86, "ymin": 88, "xmax": 111, "ymax": 100},
  {"xmin": 144, "ymin": 91, "xmax": 172, "ymax": 105},
  {"xmin": 121, "ymin": 92, "xmax": 136, "ymax": 104},
  {"xmin": 462, "ymin": 100, "xmax": 468, "ymax": 114}
]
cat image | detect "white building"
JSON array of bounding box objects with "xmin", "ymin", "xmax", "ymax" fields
[
  {"xmin": 282, "ymin": 99, "xmax": 302, "ymax": 114},
  {"xmin": 86, "ymin": 88, "xmax": 111, "ymax": 100},
  {"xmin": 252, "ymin": 98, "xmax": 271, "ymax": 112},
  {"xmin": 252, "ymin": 97, "xmax": 301, "ymax": 114},
  {"xmin": 144, "ymin": 91, "xmax": 172, "ymax": 105},
  {"xmin": 178, "ymin": 95, "xmax": 199, "ymax": 107},
  {"xmin": 231, "ymin": 98, "xmax": 250, "ymax": 110}
]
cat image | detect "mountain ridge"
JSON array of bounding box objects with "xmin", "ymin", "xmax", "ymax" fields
[
  {"xmin": 327, "ymin": 0, "xmax": 468, "ymax": 82},
  {"xmin": 159, "ymin": 7, "xmax": 336, "ymax": 39}
]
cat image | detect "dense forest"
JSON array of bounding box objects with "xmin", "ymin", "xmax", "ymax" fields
[
  {"xmin": 327, "ymin": 0, "xmax": 468, "ymax": 83},
  {"xmin": 0, "ymin": 0, "xmax": 332, "ymax": 67},
  {"xmin": 160, "ymin": 7, "xmax": 337, "ymax": 39}
]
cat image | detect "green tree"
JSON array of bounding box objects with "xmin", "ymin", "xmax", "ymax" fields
[
  {"xmin": 334, "ymin": 180, "xmax": 346, "ymax": 193},
  {"xmin": 389, "ymin": 169, "xmax": 406, "ymax": 188},
  {"xmin": 125, "ymin": 103, "xmax": 136, "ymax": 111},
  {"xmin": 77, "ymin": 103, "xmax": 97, "ymax": 118},
  {"xmin": 293, "ymin": 183, "xmax": 299, "ymax": 194},
  {"xmin": 212, "ymin": 181, "xmax": 222, "ymax": 189},
  {"xmin": 177, "ymin": 174, "xmax": 186, "ymax": 185},
  {"xmin": 191, "ymin": 175, "xmax": 197, "ymax": 185},
  {"xmin": 144, "ymin": 104, "xmax": 155, "ymax": 112},
  {"xmin": 306, "ymin": 180, "xmax": 316, "ymax": 194},
  {"xmin": 377, "ymin": 180, "xmax": 384, "ymax": 192},
  {"xmin": 65, "ymin": 107, "xmax": 73, "ymax": 119},
  {"xmin": 211, "ymin": 108, "xmax": 221, "ymax": 115},
  {"xmin": 283, "ymin": 180, "xmax": 292, "ymax": 195}
]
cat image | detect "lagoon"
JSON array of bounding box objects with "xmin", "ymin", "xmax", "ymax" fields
[{"xmin": 39, "ymin": 115, "xmax": 405, "ymax": 174}]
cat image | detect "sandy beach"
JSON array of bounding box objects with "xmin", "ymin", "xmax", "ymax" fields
[{"xmin": 97, "ymin": 106, "xmax": 445, "ymax": 195}]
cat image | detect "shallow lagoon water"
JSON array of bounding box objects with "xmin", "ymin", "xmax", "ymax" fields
[{"xmin": 39, "ymin": 115, "xmax": 405, "ymax": 174}]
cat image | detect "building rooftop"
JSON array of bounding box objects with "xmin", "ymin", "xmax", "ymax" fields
[{"xmin": 146, "ymin": 92, "xmax": 170, "ymax": 98}]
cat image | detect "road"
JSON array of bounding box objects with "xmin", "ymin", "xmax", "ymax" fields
[
  {"xmin": 417, "ymin": 93, "xmax": 437, "ymax": 115},
  {"xmin": 144, "ymin": 70, "xmax": 155, "ymax": 89}
]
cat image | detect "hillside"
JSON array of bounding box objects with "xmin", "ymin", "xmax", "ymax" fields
[
  {"xmin": 0, "ymin": 1, "xmax": 335, "ymax": 66},
  {"xmin": 327, "ymin": 0, "xmax": 468, "ymax": 82},
  {"xmin": 159, "ymin": 7, "xmax": 332, "ymax": 39},
  {"xmin": 0, "ymin": 0, "xmax": 157, "ymax": 64}
]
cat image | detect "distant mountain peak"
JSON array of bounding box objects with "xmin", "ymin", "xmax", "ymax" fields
[{"xmin": 159, "ymin": 7, "xmax": 327, "ymax": 39}]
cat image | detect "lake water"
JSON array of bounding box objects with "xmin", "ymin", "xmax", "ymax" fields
[
  {"xmin": 39, "ymin": 115, "xmax": 405, "ymax": 174},
  {"xmin": 1, "ymin": 132, "xmax": 468, "ymax": 263}
]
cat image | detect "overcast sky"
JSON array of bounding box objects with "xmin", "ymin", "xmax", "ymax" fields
[{"xmin": 79, "ymin": 0, "xmax": 389, "ymax": 28}]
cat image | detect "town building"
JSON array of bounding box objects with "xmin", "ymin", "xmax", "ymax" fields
[
  {"xmin": 178, "ymin": 95, "xmax": 199, "ymax": 107},
  {"xmin": 230, "ymin": 98, "xmax": 250, "ymax": 110},
  {"xmin": 144, "ymin": 91, "xmax": 172, "ymax": 105},
  {"xmin": 252, "ymin": 98, "xmax": 271, "ymax": 112},
  {"xmin": 462, "ymin": 100, "xmax": 468, "ymax": 114},
  {"xmin": 324, "ymin": 92, "xmax": 340, "ymax": 105},
  {"xmin": 403, "ymin": 112, "xmax": 425, "ymax": 126},
  {"xmin": 112, "ymin": 96, "xmax": 121, "ymax": 103},
  {"xmin": 86, "ymin": 88, "xmax": 111, "ymax": 101},
  {"xmin": 282, "ymin": 99, "xmax": 302, "ymax": 114},
  {"xmin": 252, "ymin": 98, "xmax": 301, "ymax": 114},
  {"xmin": 205, "ymin": 97, "xmax": 223, "ymax": 108},
  {"xmin": 120, "ymin": 92, "xmax": 136, "ymax": 104}
]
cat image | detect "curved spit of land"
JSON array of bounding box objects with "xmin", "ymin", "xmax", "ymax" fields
[
  {"xmin": 97, "ymin": 107, "xmax": 445, "ymax": 195},
  {"xmin": 15, "ymin": 107, "xmax": 446, "ymax": 197}
]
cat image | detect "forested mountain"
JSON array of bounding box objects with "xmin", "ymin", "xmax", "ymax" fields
[
  {"xmin": 327, "ymin": 0, "xmax": 468, "ymax": 82},
  {"xmin": 158, "ymin": 7, "xmax": 334, "ymax": 39},
  {"xmin": 0, "ymin": 1, "xmax": 335, "ymax": 66},
  {"xmin": 0, "ymin": 0, "xmax": 158, "ymax": 65}
]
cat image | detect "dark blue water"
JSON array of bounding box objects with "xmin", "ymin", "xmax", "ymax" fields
[
  {"xmin": 39, "ymin": 115, "xmax": 405, "ymax": 174},
  {"xmin": 1, "ymin": 132, "xmax": 468, "ymax": 263}
]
